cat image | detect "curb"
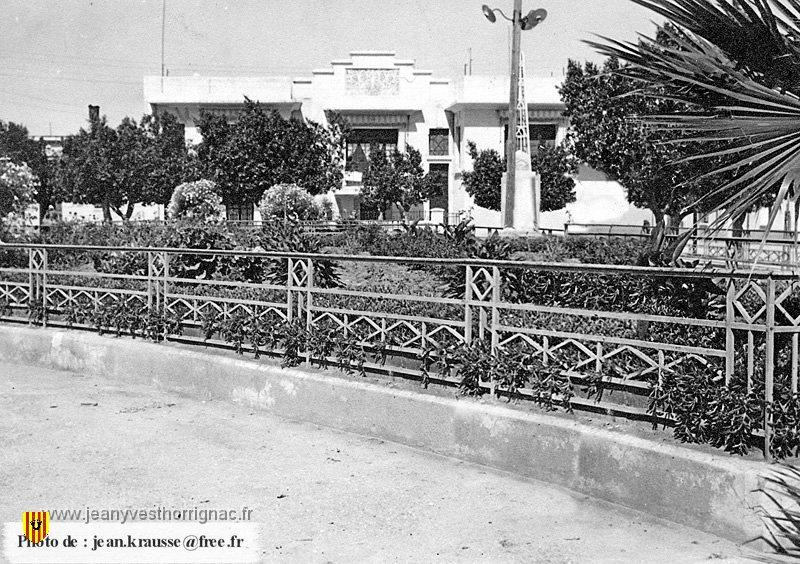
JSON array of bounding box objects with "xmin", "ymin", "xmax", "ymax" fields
[{"xmin": 0, "ymin": 325, "xmax": 767, "ymax": 545}]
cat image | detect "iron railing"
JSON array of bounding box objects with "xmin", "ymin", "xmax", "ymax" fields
[
  {"xmin": 564, "ymin": 223, "xmax": 654, "ymax": 238},
  {"xmin": 1, "ymin": 242, "xmax": 798, "ymax": 460}
]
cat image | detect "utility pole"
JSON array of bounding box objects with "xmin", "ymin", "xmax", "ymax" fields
[
  {"xmin": 504, "ymin": 0, "xmax": 522, "ymax": 228},
  {"xmin": 468, "ymin": 48, "xmax": 473, "ymax": 75},
  {"xmin": 482, "ymin": 2, "xmax": 546, "ymax": 229}
]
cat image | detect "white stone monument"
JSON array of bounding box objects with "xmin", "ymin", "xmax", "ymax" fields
[{"xmin": 500, "ymin": 150, "xmax": 540, "ymax": 234}]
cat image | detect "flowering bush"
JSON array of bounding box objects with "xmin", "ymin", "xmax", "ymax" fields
[
  {"xmin": 167, "ymin": 180, "xmax": 224, "ymax": 221},
  {"xmin": 0, "ymin": 161, "xmax": 38, "ymax": 219},
  {"xmin": 258, "ymin": 183, "xmax": 321, "ymax": 222}
]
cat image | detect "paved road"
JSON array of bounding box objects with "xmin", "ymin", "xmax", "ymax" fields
[{"xmin": 0, "ymin": 362, "xmax": 760, "ymax": 563}]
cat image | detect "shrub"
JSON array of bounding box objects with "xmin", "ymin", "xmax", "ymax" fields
[
  {"xmin": 258, "ymin": 183, "xmax": 321, "ymax": 222},
  {"xmin": 32, "ymin": 216, "xmax": 341, "ymax": 288},
  {"xmin": 649, "ymin": 363, "xmax": 767, "ymax": 456},
  {"xmin": 167, "ymin": 180, "xmax": 224, "ymax": 221},
  {"xmin": 0, "ymin": 161, "xmax": 38, "ymax": 222}
]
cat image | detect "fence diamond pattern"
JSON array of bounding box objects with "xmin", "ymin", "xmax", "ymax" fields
[{"xmin": 2, "ymin": 243, "xmax": 799, "ymax": 460}]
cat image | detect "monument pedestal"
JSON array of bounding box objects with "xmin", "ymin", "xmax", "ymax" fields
[{"xmin": 500, "ymin": 150, "xmax": 541, "ymax": 234}]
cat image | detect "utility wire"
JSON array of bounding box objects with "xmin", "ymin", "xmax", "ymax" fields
[
  {"xmin": 0, "ymin": 71, "xmax": 140, "ymax": 85},
  {"xmin": 0, "ymin": 88, "xmax": 90, "ymax": 109}
]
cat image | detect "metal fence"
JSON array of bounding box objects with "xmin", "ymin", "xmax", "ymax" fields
[
  {"xmin": 563, "ymin": 223, "xmax": 653, "ymax": 238},
  {"xmin": 687, "ymin": 235, "xmax": 800, "ymax": 271},
  {"xmin": 564, "ymin": 222, "xmax": 800, "ymax": 271},
  {"xmin": 1, "ymin": 243, "xmax": 798, "ymax": 459}
]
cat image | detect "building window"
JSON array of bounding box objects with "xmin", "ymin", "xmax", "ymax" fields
[
  {"xmin": 503, "ymin": 123, "xmax": 558, "ymax": 149},
  {"xmin": 225, "ymin": 203, "xmax": 253, "ymax": 222},
  {"xmin": 427, "ymin": 163, "xmax": 449, "ymax": 210},
  {"xmin": 428, "ymin": 128, "xmax": 449, "ymax": 156},
  {"xmin": 346, "ymin": 129, "xmax": 399, "ymax": 174},
  {"xmin": 529, "ymin": 124, "xmax": 557, "ymax": 148}
]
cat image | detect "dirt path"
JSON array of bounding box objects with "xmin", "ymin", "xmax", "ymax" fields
[{"xmin": 0, "ymin": 362, "xmax": 759, "ymax": 563}]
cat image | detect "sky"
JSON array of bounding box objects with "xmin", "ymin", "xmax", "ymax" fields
[{"xmin": 0, "ymin": 0, "xmax": 662, "ymax": 137}]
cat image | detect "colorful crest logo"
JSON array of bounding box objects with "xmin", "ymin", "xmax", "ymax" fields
[{"xmin": 22, "ymin": 511, "xmax": 49, "ymax": 543}]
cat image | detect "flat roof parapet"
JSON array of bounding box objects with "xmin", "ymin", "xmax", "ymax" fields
[{"xmin": 349, "ymin": 50, "xmax": 397, "ymax": 56}]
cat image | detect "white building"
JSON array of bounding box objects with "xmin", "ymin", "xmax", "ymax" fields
[{"xmin": 144, "ymin": 51, "xmax": 649, "ymax": 228}]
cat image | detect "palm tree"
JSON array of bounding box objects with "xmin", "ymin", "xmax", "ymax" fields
[
  {"xmin": 589, "ymin": 0, "xmax": 800, "ymax": 258},
  {"xmin": 595, "ymin": 3, "xmax": 800, "ymax": 555}
]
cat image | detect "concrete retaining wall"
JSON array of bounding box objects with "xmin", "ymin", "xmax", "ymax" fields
[{"xmin": 0, "ymin": 325, "xmax": 767, "ymax": 545}]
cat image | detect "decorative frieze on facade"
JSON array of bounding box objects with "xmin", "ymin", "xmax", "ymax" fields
[{"xmin": 345, "ymin": 69, "xmax": 400, "ymax": 96}]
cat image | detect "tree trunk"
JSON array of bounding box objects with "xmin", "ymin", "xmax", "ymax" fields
[
  {"xmin": 648, "ymin": 211, "xmax": 666, "ymax": 252},
  {"xmin": 665, "ymin": 214, "xmax": 680, "ymax": 235},
  {"xmin": 662, "ymin": 212, "xmax": 697, "ymax": 264},
  {"xmin": 395, "ymin": 202, "xmax": 407, "ymax": 222},
  {"xmin": 37, "ymin": 192, "xmax": 51, "ymax": 221},
  {"xmin": 101, "ymin": 199, "xmax": 112, "ymax": 223}
]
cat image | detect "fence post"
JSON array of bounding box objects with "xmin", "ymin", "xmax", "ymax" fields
[
  {"xmin": 146, "ymin": 250, "xmax": 170, "ymax": 338},
  {"xmin": 791, "ymin": 279, "xmax": 800, "ymax": 395},
  {"xmin": 491, "ymin": 266, "xmax": 500, "ymax": 354},
  {"xmin": 28, "ymin": 248, "xmax": 47, "ymax": 326},
  {"xmin": 725, "ymin": 278, "xmax": 735, "ymax": 384},
  {"xmin": 147, "ymin": 251, "xmax": 168, "ymax": 315},
  {"xmin": 162, "ymin": 252, "xmax": 169, "ymax": 317},
  {"xmin": 464, "ymin": 265, "xmax": 473, "ymax": 345},
  {"xmin": 41, "ymin": 248, "xmax": 48, "ymax": 327},
  {"xmin": 286, "ymin": 258, "xmax": 294, "ymax": 322},
  {"xmin": 161, "ymin": 251, "xmax": 170, "ymax": 338},
  {"xmin": 147, "ymin": 251, "xmax": 156, "ymax": 311},
  {"xmin": 490, "ymin": 266, "xmax": 501, "ymax": 397},
  {"xmin": 305, "ymin": 258, "xmax": 314, "ymax": 364},
  {"xmin": 765, "ymin": 275, "xmax": 776, "ymax": 462},
  {"xmin": 27, "ymin": 249, "xmax": 33, "ymax": 315}
]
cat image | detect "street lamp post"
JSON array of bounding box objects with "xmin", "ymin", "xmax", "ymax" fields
[{"xmin": 482, "ymin": 3, "xmax": 547, "ymax": 228}]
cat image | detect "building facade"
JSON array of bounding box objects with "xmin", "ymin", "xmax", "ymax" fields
[{"xmin": 144, "ymin": 51, "xmax": 649, "ymax": 228}]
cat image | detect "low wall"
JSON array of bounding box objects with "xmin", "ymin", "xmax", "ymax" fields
[{"xmin": 0, "ymin": 325, "xmax": 767, "ymax": 546}]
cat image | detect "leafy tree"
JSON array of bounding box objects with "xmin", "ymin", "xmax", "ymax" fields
[
  {"xmin": 258, "ymin": 183, "xmax": 322, "ymax": 221},
  {"xmin": 460, "ymin": 143, "xmax": 504, "ymax": 210},
  {"xmin": 167, "ymin": 179, "xmax": 224, "ymax": 221},
  {"xmin": 560, "ymin": 53, "xmax": 742, "ymax": 251},
  {"xmin": 460, "ymin": 141, "xmax": 577, "ymax": 213},
  {"xmin": 60, "ymin": 113, "xmax": 192, "ymax": 222},
  {"xmin": 586, "ymin": 3, "xmax": 799, "ymax": 251},
  {"xmin": 533, "ymin": 145, "xmax": 579, "ymax": 211},
  {"xmin": 0, "ymin": 120, "xmax": 58, "ymax": 218},
  {"xmin": 361, "ymin": 146, "xmax": 442, "ymax": 218},
  {"xmin": 197, "ymin": 99, "xmax": 347, "ymax": 207},
  {"xmin": 59, "ymin": 117, "xmax": 116, "ymax": 222},
  {"xmin": 0, "ymin": 161, "xmax": 38, "ymax": 218}
]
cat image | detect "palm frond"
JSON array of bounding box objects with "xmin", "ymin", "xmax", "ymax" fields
[
  {"xmin": 629, "ymin": 0, "xmax": 800, "ymax": 91},
  {"xmin": 588, "ymin": 0, "xmax": 800, "ymax": 243},
  {"xmin": 760, "ymin": 465, "xmax": 800, "ymax": 558}
]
